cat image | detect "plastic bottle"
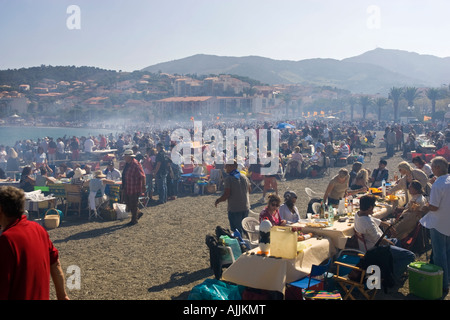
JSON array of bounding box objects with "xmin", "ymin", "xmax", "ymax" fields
[
  {"xmin": 328, "ymin": 205, "xmax": 334, "ymax": 226},
  {"xmin": 382, "ymin": 179, "xmax": 386, "ymax": 198},
  {"xmin": 259, "ymin": 219, "xmax": 272, "ymax": 255},
  {"xmin": 348, "ymin": 195, "xmax": 353, "ymax": 215}
]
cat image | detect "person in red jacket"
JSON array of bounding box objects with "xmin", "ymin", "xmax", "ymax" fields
[{"xmin": 0, "ymin": 186, "xmax": 69, "ymax": 300}]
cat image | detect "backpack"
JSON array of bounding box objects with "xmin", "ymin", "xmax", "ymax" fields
[
  {"xmin": 205, "ymin": 234, "xmax": 223, "ymax": 279},
  {"xmin": 349, "ymin": 245, "xmax": 395, "ymax": 292}
]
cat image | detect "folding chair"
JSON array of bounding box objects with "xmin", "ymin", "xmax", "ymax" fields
[
  {"xmin": 209, "ymin": 169, "xmax": 224, "ymax": 191},
  {"xmin": 88, "ymin": 189, "xmax": 106, "ymax": 221},
  {"xmin": 401, "ymin": 222, "xmax": 427, "ymax": 253},
  {"xmin": 250, "ymin": 172, "xmax": 264, "ymax": 193},
  {"xmin": 241, "ymin": 217, "xmax": 260, "ymax": 248},
  {"xmin": 354, "ymin": 228, "xmax": 368, "ymax": 253},
  {"xmin": 333, "ymin": 256, "xmax": 378, "ymax": 300},
  {"xmin": 64, "ymin": 184, "xmax": 83, "ymax": 218},
  {"xmin": 138, "ymin": 192, "xmax": 150, "ymax": 208},
  {"xmin": 287, "ymin": 258, "xmax": 342, "ymax": 300},
  {"xmin": 321, "ymin": 156, "xmax": 331, "ymax": 176}
]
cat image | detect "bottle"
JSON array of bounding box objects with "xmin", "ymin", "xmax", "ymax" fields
[
  {"xmin": 382, "ymin": 179, "xmax": 386, "ymax": 198},
  {"xmin": 328, "ymin": 205, "xmax": 334, "ymax": 226},
  {"xmin": 259, "ymin": 219, "xmax": 272, "ymax": 255},
  {"xmin": 319, "ymin": 201, "xmax": 325, "ymax": 219},
  {"xmin": 348, "ymin": 195, "xmax": 353, "ymax": 215}
]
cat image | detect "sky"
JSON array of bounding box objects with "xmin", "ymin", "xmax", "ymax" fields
[{"xmin": 1, "ymin": 0, "xmax": 450, "ymax": 72}]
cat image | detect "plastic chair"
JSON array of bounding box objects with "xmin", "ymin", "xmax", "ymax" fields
[
  {"xmin": 305, "ymin": 187, "xmax": 322, "ymax": 200},
  {"xmin": 241, "ymin": 217, "xmax": 260, "ymax": 248},
  {"xmin": 311, "ymin": 202, "xmax": 322, "ymax": 215},
  {"xmin": 218, "ymin": 245, "xmax": 236, "ymax": 269}
]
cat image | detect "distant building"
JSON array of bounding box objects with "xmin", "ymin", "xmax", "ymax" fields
[{"xmin": 154, "ymin": 96, "xmax": 218, "ymax": 119}]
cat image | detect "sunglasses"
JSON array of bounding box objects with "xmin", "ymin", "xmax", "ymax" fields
[{"xmin": 270, "ymin": 202, "xmax": 280, "ymax": 207}]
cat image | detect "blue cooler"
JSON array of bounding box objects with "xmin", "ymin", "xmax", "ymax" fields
[{"xmin": 408, "ymin": 262, "xmax": 443, "ymax": 300}]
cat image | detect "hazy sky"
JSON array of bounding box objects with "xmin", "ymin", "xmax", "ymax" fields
[{"xmin": 1, "ymin": 0, "xmax": 450, "ymax": 71}]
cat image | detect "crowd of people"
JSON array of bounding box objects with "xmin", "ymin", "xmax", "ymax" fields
[{"xmin": 1, "ymin": 117, "xmax": 450, "ymax": 299}]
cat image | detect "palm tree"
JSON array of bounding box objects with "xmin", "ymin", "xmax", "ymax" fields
[
  {"xmin": 375, "ymin": 97, "xmax": 388, "ymax": 121},
  {"xmin": 426, "ymin": 88, "xmax": 441, "ymax": 121},
  {"xmin": 348, "ymin": 96, "xmax": 357, "ymax": 121},
  {"xmin": 282, "ymin": 93, "xmax": 292, "ymax": 117},
  {"xmin": 389, "ymin": 87, "xmax": 403, "ymax": 122},
  {"xmin": 403, "ymin": 87, "xmax": 420, "ymax": 115},
  {"xmin": 359, "ymin": 96, "xmax": 373, "ymax": 119}
]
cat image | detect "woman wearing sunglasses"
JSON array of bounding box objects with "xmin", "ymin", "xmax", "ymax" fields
[{"xmin": 259, "ymin": 194, "xmax": 286, "ymax": 226}]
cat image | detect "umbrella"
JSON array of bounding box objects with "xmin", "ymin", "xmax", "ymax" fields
[{"xmin": 277, "ymin": 123, "xmax": 295, "ymax": 129}]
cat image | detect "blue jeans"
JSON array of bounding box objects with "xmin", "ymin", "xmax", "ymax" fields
[
  {"xmin": 156, "ymin": 173, "xmax": 167, "ymax": 203},
  {"xmin": 430, "ymin": 228, "xmax": 450, "ymax": 290},
  {"xmin": 228, "ymin": 210, "xmax": 249, "ymax": 235},
  {"xmin": 388, "ymin": 238, "xmax": 416, "ymax": 282}
]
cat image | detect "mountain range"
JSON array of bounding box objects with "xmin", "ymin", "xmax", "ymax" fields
[{"xmin": 142, "ymin": 48, "xmax": 450, "ymax": 95}]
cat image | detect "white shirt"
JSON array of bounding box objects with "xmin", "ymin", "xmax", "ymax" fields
[
  {"xmin": 57, "ymin": 141, "xmax": 65, "ymax": 154},
  {"xmin": 84, "ymin": 139, "xmax": 95, "ymax": 153},
  {"xmin": 279, "ymin": 204, "xmax": 300, "ymax": 223},
  {"xmin": 354, "ymin": 213, "xmax": 383, "ymax": 251},
  {"xmin": 420, "ymin": 174, "xmax": 450, "ymax": 236},
  {"xmin": 104, "ymin": 168, "xmax": 121, "ymax": 181},
  {"xmin": 420, "ymin": 164, "xmax": 433, "ymax": 178}
]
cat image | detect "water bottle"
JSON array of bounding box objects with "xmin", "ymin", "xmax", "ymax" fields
[
  {"xmin": 259, "ymin": 219, "xmax": 272, "ymax": 255},
  {"xmin": 348, "ymin": 195, "xmax": 353, "ymax": 215},
  {"xmin": 382, "ymin": 179, "xmax": 386, "ymax": 198},
  {"xmin": 328, "ymin": 205, "xmax": 334, "ymax": 226}
]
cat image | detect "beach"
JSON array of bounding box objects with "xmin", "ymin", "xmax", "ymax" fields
[{"xmin": 45, "ymin": 131, "xmax": 447, "ymax": 301}]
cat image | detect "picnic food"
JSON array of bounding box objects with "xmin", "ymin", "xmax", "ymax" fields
[{"xmin": 297, "ymin": 233, "xmax": 313, "ymax": 241}]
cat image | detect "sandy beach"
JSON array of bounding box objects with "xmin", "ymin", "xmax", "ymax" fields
[{"xmin": 46, "ymin": 131, "xmax": 448, "ymax": 301}]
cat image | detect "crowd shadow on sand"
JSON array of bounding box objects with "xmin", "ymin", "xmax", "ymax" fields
[
  {"xmin": 147, "ymin": 268, "xmax": 213, "ymax": 300},
  {"xmin": 52, "ymin": 221, "xmax": 129, "ymax": 244}
]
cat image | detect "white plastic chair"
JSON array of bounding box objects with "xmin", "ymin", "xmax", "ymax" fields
[
  {"xmin": 241, "ymin": 217, "xmax": 260, "ymax": 248},
  {"xmin": 305, "ymin": 187, "xmax": 322, "ymax": 200},
  {"xmin": 312, "ymin": 202, "xmax": 322, "ymax": 215},
  {"xmin": 218, "ymin": 245, "xmax": 236, "ymax": 268}
]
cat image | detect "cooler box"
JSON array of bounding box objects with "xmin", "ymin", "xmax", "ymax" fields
[{"xmin": 408, "ymin": 262, "xmax": 443, "ymax": 300}]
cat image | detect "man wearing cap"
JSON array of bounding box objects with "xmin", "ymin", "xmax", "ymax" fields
[
  {"xmin": 122, "ymin": 149, "xmax": 146, "ymax": 225},
  {"xmin": 103, "ymin": 161, "xmax": 121, "ymax": 181}
]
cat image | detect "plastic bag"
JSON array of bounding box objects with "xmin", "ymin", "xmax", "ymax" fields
[
  {"xmin": 188, "ymin": 279, "xmax": 243, "ymax": 300},
  {"xmin": 113, "ymin": 203, "xmax": 129, "ymax": 220}
]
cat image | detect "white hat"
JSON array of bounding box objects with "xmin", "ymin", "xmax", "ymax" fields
[
  {"xmin": 123, "ymin": 149, "xmax": 135, "ymax": 156},
  {"xmin": 73, "ymin": 168, "xmax": 86, "ymax": 179}
]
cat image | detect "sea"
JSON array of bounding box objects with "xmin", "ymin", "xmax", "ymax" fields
[{"xmin": 0, "ymin": 126, "xmax": 120, "ymax": 147}]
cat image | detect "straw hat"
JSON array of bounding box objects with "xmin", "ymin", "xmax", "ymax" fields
[
  {"xmin": 73, "ymin": 168, "xmax": 86, "ymax": 179},
  {"xmin": 93, "ymin": 170, "xmax": 106, "ymax": 178}
]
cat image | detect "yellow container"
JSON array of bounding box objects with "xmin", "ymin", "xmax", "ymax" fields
[{"xmin": 270, "ymin": 226, "xmax": 297, "ymax": 259}]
